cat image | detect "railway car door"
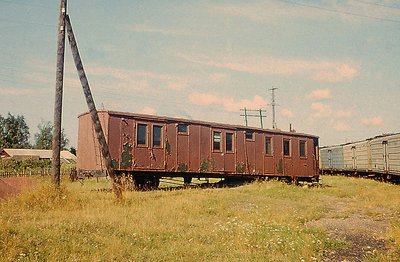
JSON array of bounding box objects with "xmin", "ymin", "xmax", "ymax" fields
[
  {"xmin": 177, "ymin": 123, "xmax": 190, "ymax": 171},
  {"xmin": 120, "ymin": 118, "xmax": 134, "ymax": 170},
  {"xmin": 244, "ymin": 130, "xmax": 256, "ymax": 174},
  {"xmin": 150, "ymin": 124, "xmax": 165, "ymax": 169},
  {"xmin": 134, "ymin": 122, "xmax": 152, "ymax": 169},
  {"xmin": 351, "ymin": 146, "xmax": 356, "ymax": 169},
  {"xmin": 383, "ymin": 141, "xmax": 389, "ymax": 171},
  {"xmin": 328, "ymin": 149, "xmax": 332, "ymax": 169},
  {"xmin": 224, "ymin": 131, "xmax": 235, "ymax": 172}
]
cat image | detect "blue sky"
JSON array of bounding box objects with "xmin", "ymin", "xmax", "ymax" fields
[{"xmin": 1, "ymin": 0, "xmax": 399, "ymax": 147}]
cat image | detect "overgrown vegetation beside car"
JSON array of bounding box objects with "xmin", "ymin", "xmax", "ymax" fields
[
  {"xmin": 0, "ymin": 176, "xmax": 399, "ymax": 261},
  {"xmin": 0, "ymin": 158, "xmax": 75, "ymax": 177}
]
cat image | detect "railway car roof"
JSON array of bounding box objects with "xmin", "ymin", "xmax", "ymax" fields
[
  {"xmin": 320, "ymin": 132, "xmax": 400, "ymax": 148},
  {"xmin": 78, "ymin": 110, "xmax": 319, "ymax": 139}
]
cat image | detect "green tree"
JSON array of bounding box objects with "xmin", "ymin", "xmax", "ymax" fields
[
  {"xmin": 0, "ymin": 113, "xmax": 30, "ymax": 149},
  {"xmin": 34, "ymin": 121, "xmax": 69, "ymax": 150}
]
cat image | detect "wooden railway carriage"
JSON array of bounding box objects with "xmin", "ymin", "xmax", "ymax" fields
[{"xmin": 77, "ymin": 111, "xmax": 320, "ymax": 186}]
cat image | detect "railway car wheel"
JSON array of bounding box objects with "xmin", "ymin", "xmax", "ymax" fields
[
  {"xmin": 134, "ymin": 176, "xmax": 160, "ymax": 190},
  {"xmin": 183, "ymin": 176, "xmax": 192, "ymax": 185}
]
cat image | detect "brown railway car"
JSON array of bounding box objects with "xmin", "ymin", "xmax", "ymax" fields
[{"xmin": 77, "ymin": 111, "xmax": 319, "ymax": 186}]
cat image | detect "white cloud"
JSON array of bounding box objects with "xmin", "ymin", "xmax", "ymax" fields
[
  {"xmin": 86, "ymin": 65, "xmax": 191, "ymax": 91},
  {"xmin": 139, "ymin": 106, "xmax": 157, "ymax": 115},
  {"xmin": 178, "ymin": 53, "xmax": 358, "ymax": 83},
  {"xmin": 306, "ymin": 88, "xmax": 331, "ymax": 100},
  {"xmin": 312, "ymin": 64, "xmax": 357, "ymax": 82},
  {"xmin": 102, "ymin": 101, "xmax": 127, "ymax": 111},
  {"xmin": 188, "ymin": 92, "xmax": 267, "ymax": 112},
  {"xmin": 281, "ymin": 108, "xmax": 295, "ymax": 118},
  {"xmin": 334, "ymin": 110, "xmax": 353, "ymax": 118},
  {"xmin": 0, "ymin": 87, "xmax": 34, "ymax": 96},
  {"xmin": 209, "ymin": 73, "xmax": 229, "ymax": 83},
  {"xmin": 311, "ymin": 102, "xmax": 354, "ymax": 120},
  {"xmin": 361, "ymin": 116, "xmax": 384, "ymax": 126},
  {"xmin": 333, "ymin": 122, "xmax": 352, "ymax": 131},
  {"xmin": 311, "ymin": 102, "xmax": 332, "ymax": 118}
]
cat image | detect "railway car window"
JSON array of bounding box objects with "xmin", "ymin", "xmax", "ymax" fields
[
  {"xmin": 213, "ymin": 131, "xmax": 221, "ymax": 151},
  {"xmin": 177, "ymin": 124, "xmax": 188, "ymax": 133},
  {"xmin": 245, "ymin": 131, "xmax": 254, "ymax": 140},
  {"xmin": 299, "ymin": 140, "xmax": 306, "ymax": 157},
  {"xmin": 265, "ymin": 137, "xmax": 272, "ymax": 155},
  {"xmin": 226, "ymin": 133, "xmax": 233, "ymax": 152},
  {"xmin": 153, "ymin": 125, "xmax": 162, "ymax": 147},
  {"xmin": 137, "ymin": 124, "xmax": 147, "ymax": 145},
  {"xmin": 283, "ymin": 139, "xmax": 291, "ymax": 156}
]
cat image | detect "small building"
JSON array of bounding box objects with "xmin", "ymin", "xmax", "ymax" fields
[{"xmin": 0, "ymin": 149, "xmax": 76, "ymax": 164}]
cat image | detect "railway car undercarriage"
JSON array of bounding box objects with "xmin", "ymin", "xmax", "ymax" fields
[
  {"xmin": 113, "ymin": 170, "xmax": 320, "ymax": 190},
  {"xmin": 320, "ymin": 169, "xmax": 400, "ymax": 184}
]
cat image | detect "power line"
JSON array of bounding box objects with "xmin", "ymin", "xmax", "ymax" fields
[
  {"xmin": 0, "ymin": 17, "xmax": 55, "ymax": 28},
  {"xmin": 352, "ymin": 0, "xmax": 400, "ymax": 10},
  {"xmin": 240, "ymin": 108, "xmax": 267, "ymax": 128},
  {"xmin": 277, "ymin": 0, "xmax": 400, "ymax": 24},
  {"xmin": 0, "ymin": 0, "xmax": 57, "ymax": 10}
]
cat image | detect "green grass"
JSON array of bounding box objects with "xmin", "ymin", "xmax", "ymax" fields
[{"xmin": 1, "ymin": 176, "xmax": 399, "ymax": 261}]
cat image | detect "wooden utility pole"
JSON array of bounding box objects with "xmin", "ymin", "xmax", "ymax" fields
[
  {"xmin": 51, "ymin": 0, "xmax": 67, "ymax": 188},
  {"xmin": 65, "ymin": 15, "xmax": 122, "ymax": 198}
]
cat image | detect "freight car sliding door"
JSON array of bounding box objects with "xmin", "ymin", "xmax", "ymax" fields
[
  {"xmin": 328, "ymin": 150, "xmax": 332, "ymax": 168},
  {"xmin": 383, "ymin": 141, "xmax": 389, "ymax": 172},
  {"xmin": 351, "ymin": 146, "xmax": 356, "ymax": 169}
]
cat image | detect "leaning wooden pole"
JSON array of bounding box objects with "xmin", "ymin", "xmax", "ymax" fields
[
  {"xmin": 52, "ymin": 0, "xmax": 67, "ymax": 188},
  {"xmin": 65, "ymin": 15, "xmax": 122, "ymax": 198}
]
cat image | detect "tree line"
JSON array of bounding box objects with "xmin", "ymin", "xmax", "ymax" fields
[{"xmin": 0, "ymin": 112, "xmax": 73, "ymax": 153}]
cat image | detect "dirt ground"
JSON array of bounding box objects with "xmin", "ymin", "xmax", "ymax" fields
[
  {"xmin": 0, "ymin": 177, "xmax": 33, "ymax": 200},
  {"xmin": 307, "ymin": 200, "xmax": 390, "ymax": 262}
]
